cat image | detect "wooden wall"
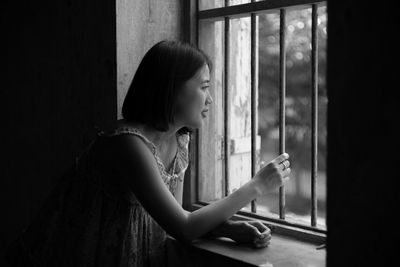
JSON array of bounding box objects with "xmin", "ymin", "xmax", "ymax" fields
[{"xmin": 116, "ymin": 0, "xmax": 183, "ymax": 117}]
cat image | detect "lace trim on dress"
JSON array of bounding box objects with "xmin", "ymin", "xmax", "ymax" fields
[{"xmin": 97, "ymin": 127, "xmax": 189, "ymax": 195}]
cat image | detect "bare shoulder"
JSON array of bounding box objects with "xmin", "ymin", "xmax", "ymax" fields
[{"xmin": 107, "ymin": 132, "xmax": 154, "ymax": 165}]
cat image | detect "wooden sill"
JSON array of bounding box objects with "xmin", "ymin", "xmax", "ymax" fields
[{"xmin": 166, "ymin": 234, "xmax": 326, "ymax": 267}]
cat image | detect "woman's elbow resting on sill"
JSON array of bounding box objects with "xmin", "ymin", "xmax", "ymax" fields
[{"xmin": 170, "ymin": 219, "xmax": 232, "ymax": 244}]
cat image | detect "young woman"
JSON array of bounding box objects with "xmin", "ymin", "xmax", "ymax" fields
[{"xmin": 6, "ymin": 40, "xmax": 291, "ymax": 267}]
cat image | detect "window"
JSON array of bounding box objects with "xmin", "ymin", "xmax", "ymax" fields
[{"xmin": 184, "ymin": 0, "xmax": 327, "ymax": 242}]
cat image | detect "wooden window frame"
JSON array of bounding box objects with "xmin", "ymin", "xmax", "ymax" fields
[{"xmin": 183, "ymin": 0, "xmax": 326, "ymax": 244}]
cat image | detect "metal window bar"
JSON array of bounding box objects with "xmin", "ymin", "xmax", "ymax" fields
[
  {"xmin": 223, "ymin": 0, "xmax": 230, "ymax": 197},
  {"xmin": 311, "ymin": 4, "xmax": 319, "ymax": 227},
  {"xmin": 250, "ymin": 1, "xmax": 257, "ymax": 213},
  {"xmin": 279, "ymin": 8, "xmax": 287, "ymax": 220}
]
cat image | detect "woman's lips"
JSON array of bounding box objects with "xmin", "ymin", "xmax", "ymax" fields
[{"xmin": 201, "ymin": 109, "xmax": 209, "ymax": 117}]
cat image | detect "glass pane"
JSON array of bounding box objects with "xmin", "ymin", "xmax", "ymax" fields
[
  {"xmin": 317, "ymin": 5, "xmax": 327, "ymax": 229},
  {"xmin": 284, "ymin": 7, "xmax": 313, "ymax": 226},
  {"xmin": 198, "ymin": 20, "xmax": 225, "ymax": 202},
  {"xmin": 256, "ymin": 7, "xmax": 327, "ymax": 229},
  {"xmin": 227, "ymin": 17, "xmax": 252, "ymax": 211},
  {"xmin": 197, "ymin": 5, "xmax": 327, "ymax": 230},
  {"xmin": 199, "ymin": 0, "xmax": 252, "ymax": 10},
  {"xmin": 284, "ymin": 7, "xmax": 327, "ymax": 229},
  {"xmin": 256, "ymin": 11, "xmax": 281, "ymax": 218},
  {"xmin": 228, "ymin": 0, "xmax": 251, "ymax": 6},
  {"xmin": 199, "ymin": 0, "xmax": 224, "ymax": 11}
]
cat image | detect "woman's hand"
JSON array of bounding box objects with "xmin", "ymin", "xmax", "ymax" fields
[
  {"xmin": 204, "ymin": 220, "xmax": 272, "ymax": 248},
  {"xmin": 253, "ymin": 153, "xmax": 291, "ymax": 196},
  {"xmin": 227, "ymin": 220, "xmax": 272, "ymax": 248}
]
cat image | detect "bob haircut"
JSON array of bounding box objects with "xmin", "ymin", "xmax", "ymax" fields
[{"xmin": 122, "ymin": 40, "xmax": 212, "ymax": 135}]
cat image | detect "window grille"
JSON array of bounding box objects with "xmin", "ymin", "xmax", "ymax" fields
[{"xmin": 190, "ymin": 0, "xmax": 327, "ymax": 241}]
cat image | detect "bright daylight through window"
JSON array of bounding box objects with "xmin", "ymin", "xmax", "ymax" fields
[{"xmin": 197, "ymin": 0, "xmax": 327, "ymax": 231}]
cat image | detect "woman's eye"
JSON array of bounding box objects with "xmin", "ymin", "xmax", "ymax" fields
[{"xmin": 201, "ymin": 86, "xmax": 209, "ymax": 91}]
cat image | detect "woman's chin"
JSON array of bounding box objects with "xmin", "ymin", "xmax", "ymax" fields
[
  {"xmin": 187, "ymin": 119, "xmax": 203, "ymax": 129},
  {"xmin": 181, "ymin": 115, "xmax": 207, "ymax": 129}
]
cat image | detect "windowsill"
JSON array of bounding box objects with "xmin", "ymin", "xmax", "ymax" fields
[{"xmin": 166, "ymin": 234, "xmax": 326, "ymax": 267}]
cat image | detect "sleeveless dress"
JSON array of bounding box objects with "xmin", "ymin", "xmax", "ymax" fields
[{"xmin": 5, "ymin": 126, "xmax": 190, "ymax": 267}]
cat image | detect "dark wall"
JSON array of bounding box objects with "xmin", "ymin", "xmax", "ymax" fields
[
  {"xmin": 2, "ymin": 0, "xmax": 117, "ymax": 261},
  {"xmin": 327, "ymin": 1, "xmax": 399, "ymax": 266}
]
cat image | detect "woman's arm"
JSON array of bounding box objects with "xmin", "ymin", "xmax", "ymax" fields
[
  {"xmin": 111, "ymin": 135, "xmax": 290, "ymax": 243},
  {"xmin": 204, "ymin": 220, "xmax": 272, "ymax": 248}
]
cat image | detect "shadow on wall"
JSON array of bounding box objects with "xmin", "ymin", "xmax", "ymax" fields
[{"xmin": 2, "ymin": 0, "xmax": 117, "ymax": 262}]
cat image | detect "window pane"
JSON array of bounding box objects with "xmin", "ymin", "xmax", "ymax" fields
[
  {"xmin": 284, "ymin": 7, "xmax": 314, "ymax": 226},
  {"xmin": 228, "ymin": 0, "xmax": 251, "ymax": 6},
  {"xmin": 284, "ymin": 7, "xmax": 327, "ymax": 229},
  {"xmin": 198, "ymin": 20, "xmax": 225, "ymax": 202},
  {"xmin": 228, "ymin": 17, "xmax": 252, "ymax": 211},
  {"xmin": 256, "ymin": 11, "xmax": 281, "ymax": 218},
  {"xmin": 256, "ymin": 7, "xmax": 327, "ymax": 228},
  {"xmin": 199, "ymin": 0, "xmax": 252, "ymax": 10},
  {"xmin": 197, "ymin": 5, "xmax": 327, "ymax": 229},
  {"xmin": 199, "ymin": 0, "xmax": 224, "ymax": 11},
  {"xmin": 317, "ymin": 5, "xmax": 327, "ymax": 229},
  {"xmin": 257, "ymin": 7, "xmax": 327, "ymax": 228}
]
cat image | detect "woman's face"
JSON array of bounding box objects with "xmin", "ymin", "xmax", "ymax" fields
[{"xmin": 175, "ymin": 64, "xmax": 213, "ymax": 129}]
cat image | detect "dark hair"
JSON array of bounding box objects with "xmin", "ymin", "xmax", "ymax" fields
[{"xmin": 122, "ymin": 40, "xmax": 212, "ymax": 135}]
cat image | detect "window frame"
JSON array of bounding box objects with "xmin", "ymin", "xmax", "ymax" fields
[{"xmin": 182, "ymin": 0, "xmax": 327, "ymax": 244}]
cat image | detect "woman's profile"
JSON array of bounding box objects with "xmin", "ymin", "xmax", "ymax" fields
[{"xmin": 6, "ymin": 40, "xmax": 291, "ymax": 267}]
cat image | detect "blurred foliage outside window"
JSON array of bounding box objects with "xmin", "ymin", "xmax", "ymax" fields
[{"xmin": 257, "ymin": 7, "xmax": 327, "ymax": 228}]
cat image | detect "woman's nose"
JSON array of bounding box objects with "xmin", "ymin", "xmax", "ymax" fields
[{"xmin": 206, "ymin": 91, "xmax": 213, "ymax": 105}]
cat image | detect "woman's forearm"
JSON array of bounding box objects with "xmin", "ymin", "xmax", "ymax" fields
[{"xmin": 183, "ymin": 179, "xmax": 260, "ymax": 241}]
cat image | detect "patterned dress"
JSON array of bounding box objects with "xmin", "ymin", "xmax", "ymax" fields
[{"xmin": 6, "ymin": 126, "xmax": 190, "ymax": 267}]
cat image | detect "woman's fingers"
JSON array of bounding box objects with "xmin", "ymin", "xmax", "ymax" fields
[
  {"xmin": 271, "ymin": 153, "xmax": 289, "ymax": 165},
  {"xmin": 254, "ymin": 153, "xmax": 291, "ymax": 194},
  {"xmin": 254, "ymin": 229, "xmax": 272, "ymax": 248},
  {"xmin": 256, "ymin": 228, "xmax": 272, "ymax": 240},
  {"xmin": 246, "ymin": 222, "xmax": 272, "ymax": 243},
  {"xmin": 253, "ymin": 235, "xmax": 271, "ymax": 248},
  {"xmin": 253, "ymin": 236, "xmax": 272, "ymax": 247},
  {"xmin": 232, "ymin": 220, "xmax": 273, "ymax": 248},
  {"xmin": 278, "ymin": 160, "xmax": 290, "ymax": 171},
  {"xmin": 254, "ymin": 233, "xmax": 271, "ymax": 242},
  {"xmin": 248, "ymin": 221, "xmax": 272, "ymax": 244},
  {"xmin": 246, "ymin": 222, "xmax": 263, "ymax": 237},
  {"xmin": 249, "ymin": 220, "xmax": 268, "ymax": 232},
  {"xmin": 254, "ymin": 240, "xmax": 270, "ymax": 248},
  {"xmin": 282, "ymin": 167, "xmax": 291, "ymax": 177},
  {"xmin": 249, "ymin": 221, "xmax": 271, "ymax": 238}
]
